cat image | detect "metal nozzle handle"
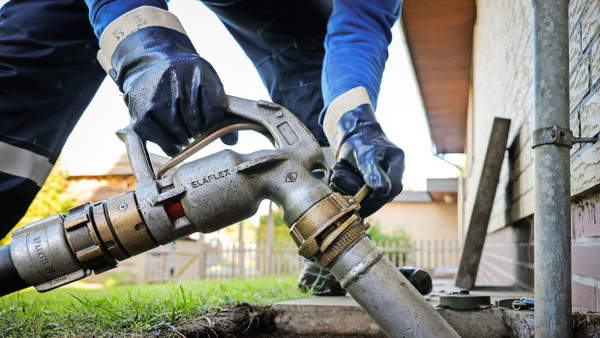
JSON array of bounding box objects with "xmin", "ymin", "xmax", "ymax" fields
[
  {"xmin": 157, "ymin": 119, "xmax": 264, "ymax": 179},
  {"xmin": 353, "ymin": 185, "xmax": 370, "ymax": 205},
  {"xmin": 119, "ymin": 95, "xmax": 325, "ymax": 184}
]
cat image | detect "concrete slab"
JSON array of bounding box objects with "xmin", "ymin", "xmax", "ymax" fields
[
  {"xmin": 429, "ymin": 281, "xmax": 534, "ymax": 306},
  {"xmin": 272, "ymin": 283, "xmax": 600, "ymax": 337},
  {"xmin": 273, "ymin": 294, "xmax": 529, "ymax": 337},
  {"xmin": 273, "ymin": 295, "xmax": 385, "ymax": 336}
]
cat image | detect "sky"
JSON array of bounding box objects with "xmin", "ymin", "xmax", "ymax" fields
[{"xmin": 1, "ymin": 0, "xmax": 460, "ymax": 220}]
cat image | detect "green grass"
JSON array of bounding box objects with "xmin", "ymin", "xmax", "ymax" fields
[{"xmin": 0, "ymin": 277, "xmax": 305, "ymax": 337}]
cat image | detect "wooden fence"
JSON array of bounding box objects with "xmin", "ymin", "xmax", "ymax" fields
[{"xmin": 87, "ymin": 238, "xmax": 461, "ymax": 284}]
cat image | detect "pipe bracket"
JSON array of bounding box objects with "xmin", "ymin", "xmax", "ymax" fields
[{"xmin": 531, "ymin": 126, "xmax": 573, "ymax": 149}]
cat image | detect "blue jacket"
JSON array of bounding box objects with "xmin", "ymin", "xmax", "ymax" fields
[{"xmin": 84, "ymin": 0, "xmax": 401, "ymax": 111}]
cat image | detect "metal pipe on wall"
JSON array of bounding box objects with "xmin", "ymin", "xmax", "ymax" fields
[{"xmin": 531, "ymin": 0, "xmax": 572, "ymax": 336}]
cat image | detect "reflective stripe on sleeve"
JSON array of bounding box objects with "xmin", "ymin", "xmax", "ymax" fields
[
  {"xmin": 97, "ymin": 6, "xmax": 187, "ymax": 73},
  {"xmin": 0, "ymin": 141, "xmax": 53, "ymax": 187},
  {"xmin": 322, "ymin": 86, "xmax": 372, "ymax": 153}
]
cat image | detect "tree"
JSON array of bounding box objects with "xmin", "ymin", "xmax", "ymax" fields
[
  {"xmin": 366, "ymin": 225, "xmax": 411, "ymax": 246},
  {"xmin": 256, "ymin": 209, "xmax": 290, "ymax": 243},
  {"xmin": 0, "ymin": 165, "xmax": 76, "ymax": 245},
  {"xmin": 366, "ymin": 224, "xmax": 412, "ymax": 267}
]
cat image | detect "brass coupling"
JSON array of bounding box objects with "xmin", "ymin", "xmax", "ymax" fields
[
  {"xmin": 289, "ymin": 186, "xmax": 369, "ymax": 268},
  {"xmin": 63, "ymin": 191, "xmax": 157, "ymax": 274}
]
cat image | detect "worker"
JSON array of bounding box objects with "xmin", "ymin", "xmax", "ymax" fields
[{"xmin": 0, "ymin": 0, "xmax": 421, "ymax": 295}]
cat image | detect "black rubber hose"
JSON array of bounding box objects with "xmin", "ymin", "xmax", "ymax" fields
[{"xmin": 0, "ymin": 245, "xmax": 30, "ymax": 297}]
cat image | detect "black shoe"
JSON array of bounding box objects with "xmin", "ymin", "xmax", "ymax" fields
[
  {"xmin": 399, "ymin": 266, "xmax": 433, "ymax": 295},
  {"xmin": 298, "ymin": 260, "xmax": 346, "ymax": 296}
]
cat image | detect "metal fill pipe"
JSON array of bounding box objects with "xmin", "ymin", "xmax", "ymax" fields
[
  {"xmin": 330, "ymin": 236, "xmax": 460, "ymax": 337},
  {"xmin": 532, "ymin": 0, "xmax": 572, "ymax": 336}
]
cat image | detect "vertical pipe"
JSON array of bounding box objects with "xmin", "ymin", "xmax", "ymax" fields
[{"xmin": 532, "ymin": 1, "xmax": 572, "ymax": 336}]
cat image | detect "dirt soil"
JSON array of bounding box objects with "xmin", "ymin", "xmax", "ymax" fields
[
  {"xmin": 145, "ymin": 303, "xmax": 278, "ymax": 338},
  {"xmin": 141, "ymin": 305, "xmax": 600, "ymax": 337},
  {"xmin": 573, "ymin": 311, "xmax": 600, "ymax": 338}
]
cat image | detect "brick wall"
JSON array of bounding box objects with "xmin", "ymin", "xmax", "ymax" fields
[
  {"xmin": 569, "ymin": 0, "xmax": 600, "ymax": 310},
  {"xmin": 467, "ymin": 0, "xmax": 600, "ymax": 311},
  {"xmin": 466, "ymin": 0, "xmax": 534, "ymax": 235},
  {"xmin": 476, "ymin": 218, "xmax": 534, "ymax": 290},
  {"xmin": 467, "ymin": 0, "xmax": 535, "ymax": 289},
  {"xmin": 571, "ymin": 192, "xmax": 600, "ymax": 311}
]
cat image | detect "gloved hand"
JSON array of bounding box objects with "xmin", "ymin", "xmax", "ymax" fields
[
  {"xmin": 323, "ymin": 87, "xmax": 405, "ymax": 218},
  {"xmin": 97, "ymin": 7, "xmax": 234, "ymax": 156}
]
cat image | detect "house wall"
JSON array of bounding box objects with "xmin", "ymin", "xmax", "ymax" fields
[
  {"xmin": 570, "ymin": 0, "xmax": 600, "ymax": 312},
  {"xmin": 66, "ymin": 175, "xmax": 136, "ymax": 204},
  {"xmin": 467, "ymin": 0, "xmax": 600, "ymax": 311},
  {"xmin": 371, "ymin": 200, "xmax": 458, "ymax": 242}
]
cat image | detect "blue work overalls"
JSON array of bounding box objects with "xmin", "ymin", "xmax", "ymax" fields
[{"xmin": 0, "ymin": 0, "xmax": 331, "ymax": 237}]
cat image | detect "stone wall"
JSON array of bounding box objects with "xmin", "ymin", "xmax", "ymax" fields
[{"xmin": 467, "ymin": 0, "xmax": 600, "ymax": 310}]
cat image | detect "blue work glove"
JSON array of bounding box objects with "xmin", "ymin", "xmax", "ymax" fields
[
  {"xmin": 323, "ymin": 87, "xmax": 405, "ymax": 218},
  {"xmin": 97, "ymin": 7, "xmax": 235, "ymax": 156}
]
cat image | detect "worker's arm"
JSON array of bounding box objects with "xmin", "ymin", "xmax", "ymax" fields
[
  {"xmin": 84, "ymin": 0, "xmax": 167, "ymax": 37},
  {"xmin": 321, "ymin": 0, "xmax": 404, "ymax": 218},
  {"xmin": 83, "ymin": 1, "xmax": 232, "ymax": 155}
]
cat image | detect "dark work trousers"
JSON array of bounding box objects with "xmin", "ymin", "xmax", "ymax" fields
[{"xmin": 0, "ymin": 0, "xmax": 331, "ymax": 238}]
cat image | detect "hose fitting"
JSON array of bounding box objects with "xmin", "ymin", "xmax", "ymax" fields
[
  {"xmin": 63, "ymin": 191, "xmax": 156, "ymax": 273},
  {"xmin": 289, "ymin": 188, "xmax": 367, "ymax": 268},
  {"xmin": 9, "ymin": 191, "xmax": 157, "ymax": 292}
]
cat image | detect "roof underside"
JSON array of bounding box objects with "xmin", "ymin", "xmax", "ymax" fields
[{"xmin": 401, "ymin": 0, "xmax": 475, "ymax": 154}]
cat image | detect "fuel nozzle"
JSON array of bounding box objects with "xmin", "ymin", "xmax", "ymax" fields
[
  {"xmin": 0, "ymin": 95, "xmax": 458, "ymax": 337},
  {"xmin": 0, "ymin": 96, "xmax": 331, "ymax": 295}
]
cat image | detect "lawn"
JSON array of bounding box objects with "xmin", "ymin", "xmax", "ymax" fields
[{"xmin": 0, "ymin": 276, "xmax": 305, "ymax": 337}]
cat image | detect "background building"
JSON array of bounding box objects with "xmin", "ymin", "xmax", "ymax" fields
[
  {"xmin": 402, "ymin": 0, "xmax": 600, "ymax": 311},
  {"xmin": 372, "ymin": 178, "xmax": 458, "ymax": 244}
]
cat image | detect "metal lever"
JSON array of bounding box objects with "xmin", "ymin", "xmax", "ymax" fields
[
  {"xmin": 157, "ymin": 119, "xmax": 265, "ymax": 179},
  {"xmin": 116, "ymin": 126, "xmax": 156, "ymax": 183},
  {"xmin": 352, "ymin": 185, "xmax": 370, "ymax": 204}
]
